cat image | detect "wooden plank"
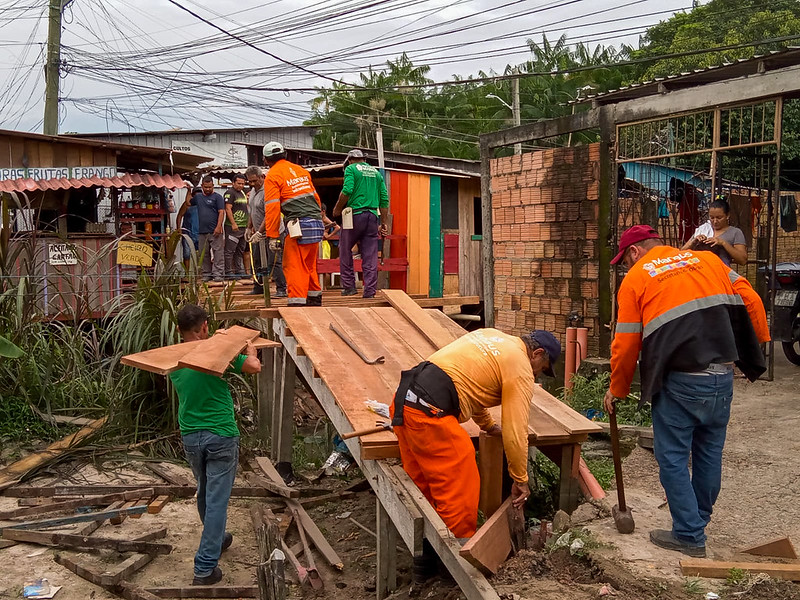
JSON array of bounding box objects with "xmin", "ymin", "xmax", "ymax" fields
[
  {"xmin": 741, "ymin": 537, "xmax": 798, "ymax": 559},
  {"xmin": 100, "ymin": 553, "xmax": 153, "ymax": 587},
  {"xmin": 378, "ymin": 289, "xmax": 456, "ymax": 350},
  {"xmin": 406, "ymin": 174, "xmax": 431, "ymax": 295},
  {"xmin": 271, "ymin": 348, "xmax": 295, "ymax": 465},
  {"xmin": 478, "ymin": 433, "xmax": 504, "ymax": 519},
  {"xmin": 0, "ymin": 417, "xmax": 108, "ymax": 490},
  {"xmin": 177, "ymin": 325, "xmax": 261, "ymax": 376},
  {"xmin": 142, "ymin": 462, "xmax": 194, "ymax": 487},
  {"xmin": 78, "ymin": 500, "xmax": 123, "ymax": 535},
  {"xmin": 144, "ymin": 586, "xmax": 259, "ymax": 598},
  {"xmin": 459, "ymin": 497, "xmax": 513, "ymax": 575},
  {"xmin": 147, "ymin": 495, "xmax": 170, "ymax": 514},
  {"xmin": 3, "ymin": 504, "xmax": 149, "ymax": 530},
  {"xmin": 215, "ymin": 296, "xmax": 481, "ymax": 319},
  {"xmin": 2, "ymin": 485, "xmax": 276, "ymax": 498},
  {"xmin": 111, "ymin": 500, "xmax": 139, "ymax": 525},
  {"xmin": 680, "ymin": 558, "xmax": 800, "ymax": 581},
  {"xmin": 0, "ymin": 488, "xmax": 152, "ymax": 519},
  {"xmin": 132, "ymin": 527, "xmax": 168, "ymax": 542},
  {"xmin": 257, "ymin": 455, "xmax": 344, "ymax": 571},
  {"xmin": 0, "ymin": 529, "xmax": 172, "ymax": 555},
  {"xmin": 376, "ymin": 498, "xmax": 397, "ymax": 599},
  {"xmin": 54, "ymin": 553, "xmax": 105, "ymax": 586},
  {"xmin": 118, "ymin": 581, "xmax": 164, "ymax": 600},
  {"xmin": 122, "ymin": 338, "xmax": 278, "ymax": 375},
  {"xmin": 250, "ymin": 458, "xmax": 301, "ymax": 498}
]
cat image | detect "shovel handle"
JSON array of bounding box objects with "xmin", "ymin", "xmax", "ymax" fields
[{"xmin": 342, "ymin": 425, "xmax": 390, "ymax": 439}]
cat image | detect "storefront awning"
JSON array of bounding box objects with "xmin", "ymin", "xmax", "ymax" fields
[{"xmin": 0, "ymin": 172, "xmax": 189, "ymax": 193}]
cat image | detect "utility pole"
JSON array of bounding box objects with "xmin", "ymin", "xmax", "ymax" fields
[
  {"xmin": 44, "ymin": 0, "xmax": 63, "ymax": 136},
  {"xmin": 512, "ymin": 69, "xmax": 521, "ymax": 155}
]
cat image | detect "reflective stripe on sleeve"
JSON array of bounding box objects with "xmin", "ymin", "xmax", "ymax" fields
[
  {"xmin": 615, "ymin": 322, "xmax": 642, "ymax": 334},
  {"xmin": 728, "ymin": 270, "xmax": 742, "ymax": 284}
]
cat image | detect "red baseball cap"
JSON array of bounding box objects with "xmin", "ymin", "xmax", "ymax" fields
[{"xmin": 611, "ymin": 225, "xmax": 660, "ymax": 265}]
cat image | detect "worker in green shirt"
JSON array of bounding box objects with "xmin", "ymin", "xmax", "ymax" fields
[
  {"xmin": 169, "ymin": 304, "xmax": 261, "ymax": 585},
  {"xmin": 332, "ymin": 149, "xmax": 389, "ymax": 298}
]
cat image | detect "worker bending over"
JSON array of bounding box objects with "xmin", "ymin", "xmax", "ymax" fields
[
  {"xmin": 261, "ymin": 142, "xmax": 324, "ymax": 306},
  {"xmin": 604, "ymin": 225, "xmax": 768, "ymax": 557},
  {"xmin": 391, "ymin": 329, "xmax": 560, "ymax": 541}
]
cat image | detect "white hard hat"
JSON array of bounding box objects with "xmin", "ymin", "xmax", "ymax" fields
[{"xmin": 263, "ymin": 141, "xmax": 285, "ymax": 157}]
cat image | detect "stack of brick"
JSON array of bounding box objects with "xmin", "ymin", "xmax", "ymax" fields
[{"xmin": 491, "ymin": 144, "xmax": 602, "ymax": 355}]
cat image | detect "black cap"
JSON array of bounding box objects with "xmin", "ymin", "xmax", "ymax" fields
[{"xmin": 530, "ymin": 330, "xmax": 561, "ymax": 377}]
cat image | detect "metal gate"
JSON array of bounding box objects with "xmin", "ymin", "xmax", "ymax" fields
[{"xmin": 613, "ymin": 98, "xmax": 784, "ymax": 378}]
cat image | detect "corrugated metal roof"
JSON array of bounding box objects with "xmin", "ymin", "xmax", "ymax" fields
[
  {"xmin": 571, "ymin": 47, "xmax": 800, "ymax": 106},
  {"xmin": 0, "ymin": 172, "xmax": 189, "ymax": 193}
]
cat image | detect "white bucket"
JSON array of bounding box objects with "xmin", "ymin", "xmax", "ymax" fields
[
  {"xmin": 341, "ymin": 207, "xmax": 354, "ymax": 230},
  {"xmin": 286, "ymin": 218, "xmax": 302, "ymax": 238}
]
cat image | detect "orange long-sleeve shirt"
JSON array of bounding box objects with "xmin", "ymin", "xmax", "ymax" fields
[
  {"xmin": 610, "ymin": 245, "xmax": 769, "ymax": 402},
  {"xmin": 263, "ymin": 159, "xmax": 322, "ymax": 238},
  {"xmin": 429, "ymin": 328, "xmax": 534, "ymax": 484}
]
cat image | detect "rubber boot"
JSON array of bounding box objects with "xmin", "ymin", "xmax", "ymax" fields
[
  {"xmin": 306, "ymin": 295, "xmax": 323, "ymax": 307},
  {"xmin": 248, "ymin": 282, "xmax": 264, "ymax": 295},
  {"xmin": 412, "ymin": 540, "xmax": 438, "ymax": 585}
]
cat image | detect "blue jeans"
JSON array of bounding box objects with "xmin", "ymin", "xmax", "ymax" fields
[
  {"xmin": 182, "ymin": 431, "xmax": 239, "ymax": 576},
  {"xmin": 652, "ymin": 370, "xmax": 733, "ymax": 546}
]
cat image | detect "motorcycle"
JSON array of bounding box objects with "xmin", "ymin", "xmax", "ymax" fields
[{"xmin": 762, "ymin": 262, "xmax": 800, "ymax": 365}]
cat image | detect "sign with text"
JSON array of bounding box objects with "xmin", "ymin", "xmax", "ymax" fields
[
  {"xmin": 116, "ymin": 240, "xmax": 153, "ymax": 267},
  {"xmin": 48, "ymin": 243, "xmax": 78, "ymax": 266},
  {"xmin": 0, "ymin": 166, "xmax": 117, "ymax": 181}
]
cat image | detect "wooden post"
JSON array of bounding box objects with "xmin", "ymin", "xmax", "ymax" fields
[
  {"xmin": 376, "ymin": 498, "xmax": 397, "ymax": 600},
  {"xmin": 258, "ymin": 348, "xmax": 275, "ymax": 444},
  {"xmin": 478, "ymin": 432, "xmax": 503, "ymax": 519},
  {"xmin": 271, "ymin": 348, "xmax": 296, "ymax": 466},
  {"xmin": 252, "ymin": 506, "xmax": 286, "ymax": 600},
  {"xmin": 558, "ymin": 444, "xmax": 580, "ymax": 514}
]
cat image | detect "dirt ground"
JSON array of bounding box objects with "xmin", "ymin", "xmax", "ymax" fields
[{"xmin": 1, "ymin": 353, "xmax": 799, "ymax": 600}]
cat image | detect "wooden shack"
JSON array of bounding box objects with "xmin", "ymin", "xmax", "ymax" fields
[{"xmin": 0, "ymin": 130, "xmax": 208, "ymax": 318}]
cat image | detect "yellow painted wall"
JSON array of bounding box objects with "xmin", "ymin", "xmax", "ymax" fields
[{"xmin": 406, "ymin": 174, "xmax": 430, "ymax": 295}]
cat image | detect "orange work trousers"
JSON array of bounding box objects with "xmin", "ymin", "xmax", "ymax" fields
[
  {"xmin": 391, "ymin": 403, "xmax": 480, "ymax": 538},
  {"xmin": 282, "ymin": 236, "xmax": 321, "ymax": 302}
]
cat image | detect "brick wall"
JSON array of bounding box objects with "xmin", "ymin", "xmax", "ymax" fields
[{"xmin": 491, "ymin": 144, "xmax": 602, "ymax": 355}]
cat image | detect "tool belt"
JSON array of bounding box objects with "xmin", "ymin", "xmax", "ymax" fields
[{"xmin": 391, "ymin": 361, "xmax": 460, "ymax": 427}]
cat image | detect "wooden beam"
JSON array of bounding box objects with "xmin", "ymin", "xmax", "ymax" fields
[
  {"xmin": 3, "ymin": 504, "xmax": 148, "ymax": 531},
  {"xmin": 250, "ymin": 458, "xmax": 301, "ymax": 498},
  {"xmin": 480, "ymin": 109, "xmax": 601, "ymax": 149},
  {"xmin": 111, "ymin": 500, "xmax": 140, "ymax": 525},
  {"xmin": 2, "ymin": 485, "xmax": 278, "ymax": 498},
  {"xmin": 142, "ymin": 462, "xmax": 194, "ymax": 487},
  {"xmin": 478, "ymin": 432, "xmax": 503, "ymax": 519},
  {"xmin": 459, "ymin": 497, "xmax": 512, "ymax": 575},
  {"xmin": 271, "ymin": 348, "xmax": 296, "ymax": 466},
  {"xmin": 143, "ymin": 587, "xmax": 259, "ymax": 598},
  {"xmin": 117, "ymin": 581, "xmax": 164, "ymax": 600},
  {"xmin": 54, "ymin": 553, "xmax": 105, "ymax": 586},
  {"xmin": 377, "ymin": 289, "xmax": 456, "ymax": 349},
  {"xmin": 376, "ymin": 498, "xmax": 397, "ymax": 600},
  {"xmin": 0, "ymin": 488, "xmax": 152, "ymax": 519},
  {"xmin": 680, "ymin": 558, "xmax": 800, "ymax": 581},
  {"xmin": 740, "ymin": 537, "xmax": 798, "ymax": 559},
  {"xmin": 0, "ymin": 529, "xmax": 172, "ymax": 555},
  {"xmin": 100, "ymin": 553, "xmax": 153, "ymax": 587},
  {"xmin": 0, "ymin": 417, "xmax": 108, "ymax": 490},
  {"xmin": 479, "ymin": 139, "xmax": 494, "ymax": 327},
  {"xmin": 147, "ymin": 495, "xmax": 171, "ymax": 514}
]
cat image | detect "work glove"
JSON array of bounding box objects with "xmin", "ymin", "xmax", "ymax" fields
[
  {"xmin": 248, "ymin": 230, "xmax": 264, "ymax": 244},
  {"xmin": 269, "ymin": 238, "xmax": 281, "ymax": 252}
]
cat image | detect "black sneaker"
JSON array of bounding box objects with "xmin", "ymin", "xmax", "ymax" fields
[
  {"xmin": 341, "ymin": 288, "xmax": 358, "ymax": 296},
  {"xmin": 222, "ymin": 532, "xmax": 233, "ymax": 552},
  {"xmin": 192, "ymin": 566, "xmax": 223, "ymax": 585},
  {"xmin": 247, "ymin": 285, "xmax": 264, "ymax": 295},
  {"xmin": 274, "ymin": 290, "xmax": 288, "ymax": 298},
  {"xmin": 649, "ymin": 529, "xmax": 706, "ymax": 557}
]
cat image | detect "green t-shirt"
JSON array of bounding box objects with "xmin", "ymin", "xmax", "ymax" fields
[
  {"xmin": 169, "ymin": 354, "xmax": 246, "ymax": 438},
  {"xmin": 341, "ymin": 162, "xmax": 389, "ymax": 217},
  {"xmin": 224, "ymin": 189, "xmax": 249, "ymax": 228}
]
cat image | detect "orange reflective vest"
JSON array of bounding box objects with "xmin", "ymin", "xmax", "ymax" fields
[
  {"xmin": 610, "ymin": 246, "xmax": 769, "ymax": 403},
  {"xmin": 263, "ymin": 159, "xmax": 321, "ymax": 238}
]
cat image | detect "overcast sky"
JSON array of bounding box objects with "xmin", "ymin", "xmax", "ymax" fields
[{"xmin": 0, "ymin": 0, "xmax": 692, "ymax": 134}]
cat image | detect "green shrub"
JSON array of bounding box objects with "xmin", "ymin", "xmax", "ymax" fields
[{"xmin": 565, "ymin": 372, "xmax": 652, "ymax": 427}]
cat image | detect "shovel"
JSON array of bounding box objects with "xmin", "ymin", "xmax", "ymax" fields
[{"xmin": 609, "ymin": 409, "xmax": 635, "ymax": 534}]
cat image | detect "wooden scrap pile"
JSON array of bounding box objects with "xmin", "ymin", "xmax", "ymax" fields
[{"xmin": 1, "ymin": 454, "xmax": 362, "ymax": 599}]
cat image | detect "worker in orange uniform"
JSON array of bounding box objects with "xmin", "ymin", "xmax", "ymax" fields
[
  {"xmin": 259, "ymin": 142, "xmax": 324, "ymax": 306},
  {"xmin": 603, "ymin": 225, "xmax": 769, "ymax": 558},
  {"xmin": 390, "ymin": 328, "xmax": 560, "ymax": 579}
]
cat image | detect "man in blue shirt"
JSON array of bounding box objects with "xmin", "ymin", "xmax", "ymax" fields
[
  {"xmin": 178, "ymin": 176, "xmax": 226, "ymax": 281},
  {"xmin": 181, "ymin": 186, "xmax": 200, "ymax": 273}
]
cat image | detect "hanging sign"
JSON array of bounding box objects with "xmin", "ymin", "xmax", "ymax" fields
[
  {"xmin": 48, "ymin": 243, "xmax": 78, "ymax": 266},
  {"xmin": 116, "ymin": 240, "xmax": 153, "ymax": 267},
  {"xmin": 0, "ymin": 166, "xmax": 117, "ymax": 181}
]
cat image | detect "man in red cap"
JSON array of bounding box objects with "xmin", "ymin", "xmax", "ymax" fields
[{"xmin": 604, "ymin": 225, "xmax": 769, "ymax": 557}]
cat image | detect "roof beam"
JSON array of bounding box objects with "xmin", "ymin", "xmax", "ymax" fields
[{"xmin": 480, "ymin": 109, "xmax": 600, "ymax": 149}]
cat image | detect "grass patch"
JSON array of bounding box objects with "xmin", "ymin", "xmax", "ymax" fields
[
  {"xmin": 683, "ymin": 578, "xmax": 703, "ymax": 595},
  {"xmin": 564, "ymin": 372, "xmax": 652, "ymax": 427},
  {"xmin": 726, "ymin": 567, "xmax": 748, "ymax": 585},
  {"xmin": 0, "ymin": 396, "xmax": 58, "ymax": 444},
  {"xmin": 584, "ymin": 456, "xmax": 615, "ymax": 490}
]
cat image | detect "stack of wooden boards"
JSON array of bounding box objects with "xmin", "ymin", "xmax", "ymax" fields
[
  {"xmin": 277, "ymin": 289, "xmax": 602, "ymax": 460},
  {"xmin": 121, "ymin": 325, "xmax": 280, "ymax": 376}
]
